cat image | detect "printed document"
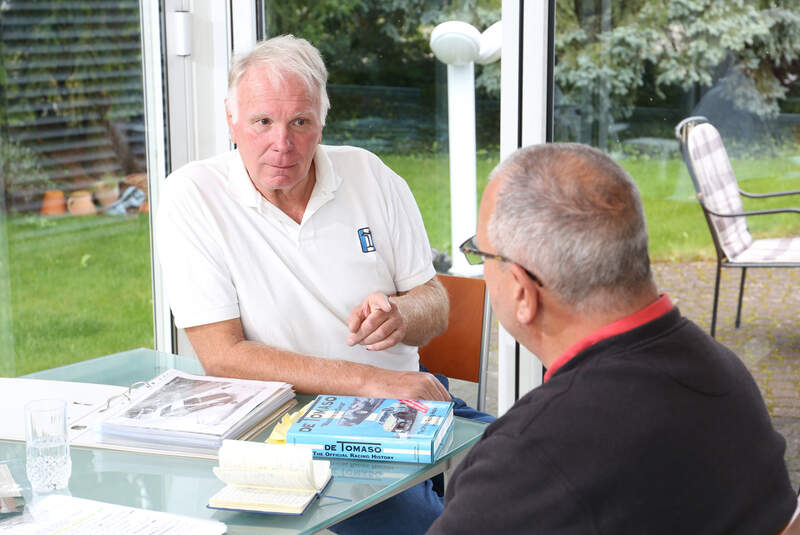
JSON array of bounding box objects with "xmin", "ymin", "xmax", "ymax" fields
[{"xmin": 0, "ymin": 494, "xmax": 226, "ymax": 534}]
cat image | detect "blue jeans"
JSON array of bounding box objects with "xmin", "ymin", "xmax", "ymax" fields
[{"xmin": 330, "ymin": 372, "xmax": 494, "ymax": 535}]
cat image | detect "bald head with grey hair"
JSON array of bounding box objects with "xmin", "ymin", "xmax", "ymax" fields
[
  {"xmin": 227, "ymin": 34, "xmax": 330, "ymax": 125},
  {"xmin": 488, "ymin": 143, "xmax": 653, "ymax": 315}
]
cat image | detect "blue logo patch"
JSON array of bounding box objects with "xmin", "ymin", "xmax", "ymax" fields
[{"xmin": 358, "ymin": 227, "xmax": 376, "ymax": 253}]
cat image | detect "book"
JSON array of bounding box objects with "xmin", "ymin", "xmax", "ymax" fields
[
  {"xmin": 208, "ymin": 440, "xmax": 331, "ymax": 515},
  {"xmin": 100, "ymin": 369, "xmax": 295, "ymax": 455},
  {"xmin": 0, "ymin": 371, "xmax": 295, "ymax": 459},
  {"xmin": 285, "ymin": 395, "xmax": 455, "ymax": 463}
]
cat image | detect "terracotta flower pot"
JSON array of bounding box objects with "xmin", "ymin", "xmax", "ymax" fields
[
  {"xmin": 67, "ymin": 190, "xmax": 97, "ymax": 216},
  {"xmin": 40, "ymin": 189, "xmax": 66, "ymax": 216},
  {"xmin": 94, "ymin": 179, "xmax": 120, "ymax": 209}
]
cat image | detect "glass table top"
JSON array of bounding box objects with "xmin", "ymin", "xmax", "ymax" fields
[{"xmin": 1, "ymin": 348, "xmax": 488, "ymax": 534}]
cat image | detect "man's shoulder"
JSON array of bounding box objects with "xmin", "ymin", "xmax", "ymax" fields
[
  {"xmin": 167, "ymin": 150, "xmax": 237, "ymax": 183},
  {"xmin": 319, "ymin": 144, "xmax": 385, "ymax": 173},
  {"xmin": 320, "ymin": 144, "xmax": 409, "ymax": 196},
  {"xmin": 158, "ymin": 151, "xmax": 241, "ymax": 219},
  {"xmin": 319, "ymin": 143, "xmax": 375, "ymax": 159}
]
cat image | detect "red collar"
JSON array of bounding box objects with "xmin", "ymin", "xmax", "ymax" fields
[{"xmin": 543, "ymin": 294, "xmax": 673, "ymax": 383}]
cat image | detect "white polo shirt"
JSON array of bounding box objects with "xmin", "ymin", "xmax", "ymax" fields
[{"xmin": 156, "ymin": 145, "xmax": 435, "ymax": 371}]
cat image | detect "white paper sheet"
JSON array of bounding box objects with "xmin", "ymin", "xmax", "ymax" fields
[
  {"xmin": 0, "ymin": 378, "xmax": 126, "ymax": 443},
  {"xmin": 0, "ymin": 494, "xmax": 226, "ymax": 534}
]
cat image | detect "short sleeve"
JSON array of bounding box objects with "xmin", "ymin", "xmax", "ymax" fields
[{"xmin": 155, "ymin": 172, "xmax": 240, "ymax": 328}]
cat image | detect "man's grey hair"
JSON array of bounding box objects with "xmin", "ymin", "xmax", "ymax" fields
[
  {"xmin": 488, "ymin": 143, "xmax": 653, "ymax": 314},
  {"xmin": 227, "ymin": 35, "xmax": 330, "ymax": 125}
]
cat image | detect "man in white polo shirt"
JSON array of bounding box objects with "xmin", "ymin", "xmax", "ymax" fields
[{"xmin": 156, "ymin": 35, "xmax": 487, "ymax": 534}]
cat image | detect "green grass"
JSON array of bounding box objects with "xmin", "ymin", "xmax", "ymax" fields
[
  {"xmin": 5, "ymin": 213, "xmax": 154, "ymax": 375},
  {"xmin": 2, "ymin": 153, "xmax": 799, "ymax": 375},
  {"xmin": 382, "ymin": 152, "xmax": 800, "ymax": 263},
  {"xmin": 382, "ymin": 152, "xmax": 497, "ymax": 252}
]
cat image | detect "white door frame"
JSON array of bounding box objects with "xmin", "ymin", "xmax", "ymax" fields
[
  {"xmin": 140, "ymin": 0, "xmax": 172, "ymax": 354},
  {"xmin": 144, "ymin": 0, "xmax": 258, "ymax": 356},
  {"xmin": 497, "ymin": 0, "xmax": 552, "ymax": 415}
]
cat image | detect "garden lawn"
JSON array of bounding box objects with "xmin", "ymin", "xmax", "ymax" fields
[
  {"xmin": 4, "ymin": 153, "xmax": 799, "ymax": 374},
  {"xmin": 6, "ymin": 213, "xmax": 153, "ymax": 375},
  {"xmin": 383, "ymin": 152, "xmax": 800, "ymax": 262}
]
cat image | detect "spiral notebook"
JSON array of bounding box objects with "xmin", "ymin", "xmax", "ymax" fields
[{"xmin": 0, "ymin": 370, "xmax": 296, "ymax": 459}]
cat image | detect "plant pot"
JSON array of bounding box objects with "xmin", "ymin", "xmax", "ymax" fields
[
  {"xmin": 40, "ymin": 190, "xmax": 66, "ymax": 216},
  {"xmin": 94, "ymin": 180, "xmax": 120, "ymax": 209},
  {"xmin": 67, "ymin": 190, "xmax": 97, "ymax": 216}
]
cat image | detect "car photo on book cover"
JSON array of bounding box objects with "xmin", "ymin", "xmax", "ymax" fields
[{"xmin": 286, "ymin": 395, "xmax": 455, "ymax": 463}]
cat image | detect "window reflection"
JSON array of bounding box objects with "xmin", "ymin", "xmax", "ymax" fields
[
  {"xmin": 0, "ymin": 1, "xmax": 154, "ymax": 375},
  {"xmin": 261, "ymin": 0, "xmax": 502, "ymax": 411},
  {"xmin": 553, "ymin": 0, "xmax": 800, "ymax": 262},
  {"xmin": 262, "ymin": 1, "xmax": 502, "ymax": 264}
]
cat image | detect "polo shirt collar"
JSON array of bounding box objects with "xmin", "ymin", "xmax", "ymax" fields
[
  {"xmin": 226, "ymin": 146, "xmax": 343, "ymax": 219},
  {"xmin": 227, "ymin": 149, "xmax": 261, "ymax": 208},
  {"xmin": 304, "ymin": 145, "xmax": 341, "ymax": 219},
  {"xmin": 543, "ymin": 294, "xmax": 674, "ymax": 383}
]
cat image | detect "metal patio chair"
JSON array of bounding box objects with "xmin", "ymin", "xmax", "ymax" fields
[{"xmin": 675, "ymin": 116, "xmax": 800, "ymax": 337}]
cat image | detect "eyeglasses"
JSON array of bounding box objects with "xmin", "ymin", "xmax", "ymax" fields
[{"xmin": 459, "ymin": 235, "xmax": 543, "ymax": 287}]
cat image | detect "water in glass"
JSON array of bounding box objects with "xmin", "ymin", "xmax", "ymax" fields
[{"xmin": 25, "ymin": 399, "xmax": 71, "ymax": 492}]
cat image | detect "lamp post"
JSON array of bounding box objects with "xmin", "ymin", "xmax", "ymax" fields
[{"xmin": 430, "ymin": 21, "xmax": 502, "ymax": 275}]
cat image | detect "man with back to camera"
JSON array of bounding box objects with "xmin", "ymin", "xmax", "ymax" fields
[
  {"xmin": 427, "ymin": 143, "xmax": 797, "ymax": 534},
  {"xmin": 156, "ymin": 35, "xmax": 491, "ymax": 534}
]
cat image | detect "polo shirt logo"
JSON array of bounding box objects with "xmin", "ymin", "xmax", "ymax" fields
[{"xmin": 358, "ymin": 227, "xmax": 376, "ymax": 253}]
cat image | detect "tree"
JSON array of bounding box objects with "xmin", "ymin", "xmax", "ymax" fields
[
  {"xmin": 555, "ymin": 0, "xmax": 800, "ymax": 121},
  {"xmin": 264, "ymin": 0, "xmax": 501, "ymax": 92}
]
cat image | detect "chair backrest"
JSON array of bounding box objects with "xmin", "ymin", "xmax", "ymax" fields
[
  {"xmin": 418, "ymin": 274, "xmax": 490, "ymax": 411},
  {"xmin": 676, "ymin": 116, "xmax": 753, "ymax": 260},
  {"xmin": 779, "ymin": 496, "xmax": 800, "ymax": 535}
]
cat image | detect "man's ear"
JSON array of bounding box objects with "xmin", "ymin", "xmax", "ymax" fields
[{"xmin": 509, "ymin": 263, "xmax": 539, "ymax": 325}]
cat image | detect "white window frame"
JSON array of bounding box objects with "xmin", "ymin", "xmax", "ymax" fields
[
  {"xmin": 146, "ymin": 0, "xmax": 257, "ymax": 356},
  {"xmin": 497, "ymin": 0, "xmax": 552, "ymax": 415}
]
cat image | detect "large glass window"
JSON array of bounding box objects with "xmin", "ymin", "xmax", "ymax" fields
[
  {"xmin": 553, "ymin": 0, "xmax": 800, "ymax": 486},
  {"xmin": 261, "ymin": 0, "xmax": 502, "ymax": 412},
  {"xmin": 553, "ymin": 0, "xmax": 800, "ymax": 262},
  {"xmin": 262, "ymin": 1, "xmax": 501, "ymax": 267},
  {"xmin": 0, "ymin": 1, "xmax": 155, "ymax": 375}
]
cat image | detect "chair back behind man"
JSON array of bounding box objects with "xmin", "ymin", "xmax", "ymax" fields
[
  {"xmin": 676, "ymin": 116, "xmax": 753, "ymax": 262},
  {"xmin": 418, "ymin": 274, "xmax": 490, "ymax": 411}
]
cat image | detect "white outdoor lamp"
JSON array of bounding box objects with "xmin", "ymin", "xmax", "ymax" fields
[{"xmin": 431, "ymin": 20, "xmax": 501, "ymax": 275}]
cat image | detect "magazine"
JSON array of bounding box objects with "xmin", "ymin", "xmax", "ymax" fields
[
  {"xmin": 285, "ymin": 395, "xmax": 454, "ymax": 463},
  {"xmin": 100, "ymin": 369, "xmax": 295, "ymax": 454}
]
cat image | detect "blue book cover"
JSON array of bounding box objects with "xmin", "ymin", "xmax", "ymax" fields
[{"xmin": 285, "ymin": 396, "xmax": 455, "ymax": 463}]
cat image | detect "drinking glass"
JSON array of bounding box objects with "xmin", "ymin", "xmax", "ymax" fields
[{"xmin": 25, "ymin": 399, "xmax": 71, "ymax": 492}]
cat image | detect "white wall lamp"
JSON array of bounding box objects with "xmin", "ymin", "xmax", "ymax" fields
[{"xmin": 430, "ymin": 20, "xmax": 502, "ymax": 275}]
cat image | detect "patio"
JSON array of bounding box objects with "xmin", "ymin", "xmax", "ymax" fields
[{"xmin": 459, "ymin": 261, "xmax": 800, "ymax": 488}]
